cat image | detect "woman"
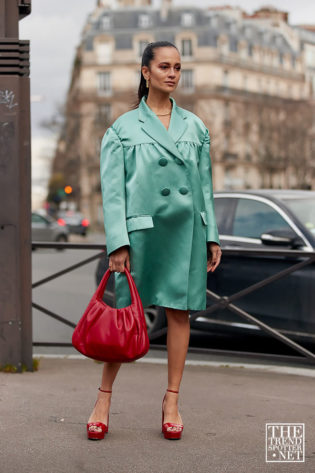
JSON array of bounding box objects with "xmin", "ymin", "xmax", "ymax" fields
[{"xmin": 87, "ymin": 41, "xmax": 222, "ymax": 441}]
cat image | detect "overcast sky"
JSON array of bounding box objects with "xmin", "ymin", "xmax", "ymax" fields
[{"xmin": 19, "ymin": 0, "xmax": 315, "ymax": 207}]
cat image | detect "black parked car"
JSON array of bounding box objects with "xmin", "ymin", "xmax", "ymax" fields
[
  {"xmin": 96, "ymin": 190, "xmax": 315, "ymax": 342},
  {"xmin": 200, "ymin": 190, "xmax": 315, "ymax": 343}
]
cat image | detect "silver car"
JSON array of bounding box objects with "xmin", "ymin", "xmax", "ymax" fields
[{"xmin": 31, "ymin": 212, "xmax": 69, "ymax": 245}]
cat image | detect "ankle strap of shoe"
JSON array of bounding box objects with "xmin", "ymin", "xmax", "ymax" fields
[
  {"xmin": 167, "ymin": 389, "xmax": 179, "ymax": 393},
  {"xmin": 98, "ymin": 387, "xmax": 112, "ymax": 393}
]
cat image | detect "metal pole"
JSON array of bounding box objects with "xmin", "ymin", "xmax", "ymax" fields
[{"xmin": 0, "ymin": 0, "xmax": 32, "ymax": 371}]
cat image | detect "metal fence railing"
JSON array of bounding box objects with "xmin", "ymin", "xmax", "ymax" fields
[{"xmin": 32, "ymin": 242, "xmax": 315, "ymax": 365}]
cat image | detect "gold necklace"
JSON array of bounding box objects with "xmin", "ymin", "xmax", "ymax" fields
[{"xmin": 146, "ymin": 98, "xmax": 172, "ymax": 116}]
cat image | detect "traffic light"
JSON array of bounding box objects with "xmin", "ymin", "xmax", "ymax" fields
[{"xmin": 64, "ymin": 185, "xmax": 73, "ymax": 194}]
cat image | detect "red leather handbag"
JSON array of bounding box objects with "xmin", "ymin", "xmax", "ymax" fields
[{"xmin": 72, "ymin": 267, "xmax": 150, "ymax": 362}]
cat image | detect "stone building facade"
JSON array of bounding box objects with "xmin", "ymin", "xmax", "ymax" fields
[{"xmin": 51, "ymin": 1, "xmax": 315, "ymax": 228}]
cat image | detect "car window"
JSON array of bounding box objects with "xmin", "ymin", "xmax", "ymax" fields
[
  {"xmin": 281, "ymin": 197, "xmax": 315, "ymax": 236},
  {"xmin": 233, "ymin": 198, "xmax": 292, "ymax": 239},
  {"xmin": 214, "ymin": 198, "xmax": 234, "ymax": 234},
  {"xmin": 32, "ymin": 214, "xmax": 47, "ymax": 224}
]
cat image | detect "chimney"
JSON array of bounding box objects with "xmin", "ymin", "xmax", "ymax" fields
[
  {"xmin": 160, "ymin": 0, "xmax": 172, "ymax": 21},
  {"xmin": 96, "ymin": 0, "xmax": 113, "ymax": 8},
  {"xmin": 251, "ymin": 6, "xmax": 288, "ymax": 24},
  {"xmin": 115, "ymin": 0, "xmax": 151, "ymax": 7}
]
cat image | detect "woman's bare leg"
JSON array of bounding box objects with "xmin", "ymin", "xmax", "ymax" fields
[
  {"xmin": 88, "ymin": 362, "xmax": 121, "ymax": 432},
  {"xmin": 163, "ymin": 307, "xmax": 190, "ymax": 431}
]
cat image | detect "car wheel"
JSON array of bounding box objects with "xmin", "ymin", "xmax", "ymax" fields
[
  {"xmin": 56, "ymin": 234, "xmax": 68, "ymax": 251},
  {"xmin": 144, "ymin": 306, "xmax": 166, "ymax": 337}
]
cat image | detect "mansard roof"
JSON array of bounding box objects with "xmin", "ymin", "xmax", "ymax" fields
[{"xmin": 82, "ymin": 6, "xmax": 298, "ymax": 57}]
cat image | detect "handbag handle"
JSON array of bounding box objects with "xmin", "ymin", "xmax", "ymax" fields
[{"xmin": 95, "ymin": 267, "xmax": 136, "ymax": 305}]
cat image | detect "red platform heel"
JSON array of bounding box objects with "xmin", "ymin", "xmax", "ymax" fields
[
  {"xmin": 162, "ymin": 389, "xmax": 184, "ymax": 440},
  {"xmin": 87, "ymin": 388, "xmax": 112, "ymax": 440}
]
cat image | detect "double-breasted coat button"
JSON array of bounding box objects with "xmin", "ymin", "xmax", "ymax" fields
[
  {"xmin": 161, "ymin": 187, "xmax": 171, "ymax": 196},
  {"xmin": 159, "ymin": 158, "xmax": 168, "ymax": 166},
  {"xmin": 175, "ymin": 157, "xmax": 183, "ymax": 165},
  {"xmin": 179, "ymin": 187, "xmax": 189, "ymax": 195}
]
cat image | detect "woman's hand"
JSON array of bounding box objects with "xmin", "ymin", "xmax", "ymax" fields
[
  {"xmin": 108, "ymin": 246, "xmax": 130, "ymax": 272},
  {"xmin": 207, "ymin": 242, "xmax": 222, "ymax": 273}
]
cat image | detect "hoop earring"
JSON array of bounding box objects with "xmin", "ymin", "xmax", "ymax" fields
[{"xmin": 146, "ymin": 78, "xmax": 149, "ymax": 88}]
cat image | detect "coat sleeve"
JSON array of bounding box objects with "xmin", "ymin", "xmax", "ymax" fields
[
  {"xmin": 100, "ymin": 126, "xmax": 130, "ymax": 256},
  {"xmin": 198, "ymin": 128, "xmax": 221, "ymax": 246}
]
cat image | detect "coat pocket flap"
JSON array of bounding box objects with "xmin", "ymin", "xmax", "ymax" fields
[
  {"xmin": 200, "ymin": 211, "xmax": 208, "ymax": 225},
  {"xmin": 126, "ymin": 215, "xmax": 154, "ymax": 232}
]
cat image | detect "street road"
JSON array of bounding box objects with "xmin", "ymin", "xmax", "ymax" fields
[{"xmin": 32, "ymin": 240, "xmax": 101, "ymax": 348}]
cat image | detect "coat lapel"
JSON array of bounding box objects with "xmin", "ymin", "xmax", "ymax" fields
[{"xmin": 138, "ymin": 95, "xmax": 188, "ymax": 162}]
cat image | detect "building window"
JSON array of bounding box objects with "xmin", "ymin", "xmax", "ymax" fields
[
  {"xmin": 181, "ymin": 13, "xmax": 194, "ymax": 27},
  {"xmin": 243, "ymin": 74, "xmax": 248, "ymax": 91},
  {"xmin": 97, "ymin": 71, "xmax": 111, "ymax": 94},
  {"xmin": 229, "ymin": 22, "xmax": 237, "ymax": 34},
  {"xmin": 135, "ymin": 70, "xmax": 141, "ymax": 87},
  {"xmin": 223, "ymin": 101, "xmax": 230, "ymax": 127},
  {"xmin": 223, "ymin": 69, "xmax": 229, "ymax": 88},
  {"xmin": 96, "ymin": 42, "xmax": 112, "ymax": 64},
  {"xmin": 275, "ymin": 35, "xmax": 283, "ymax": 47},
  {"xmin": 248, "ymin": 44, "xmax": 253, "ymax": 56},
  {"xmin": 240, "ymin": 45, "xmax": 247, "ymax": 59},
  {"xmin": 279, "ymin": 52, "xmax": 284, "ymax": 65},
  {"xmin": 181, "ymin": 39, "xmax": 192, "ymax": 57},
  {"xmin": 220, "ymin": 40, "xmax": 229, "ymax": 55},
  {"xmin": 97, "ymin": 103, "xmax": 111, "ymax": 124},
  {"xmin": 265, "ymin": 79, "xmax": 270, "ymax": 94},
  {"xmin": 274, "ymin": 81, "xmax": 278, "ymax": 95},
  {"xmin": 95, "ymin": 137, "xmax": 102, "ymax": 155},
  {"xmin": 244, "ymin": 26, "xmax": 252, "ymax": 38},
  {"xmin": 181, "ymin": 69, "xmax": 194, "ymax": 91},
  {"xmin": 244, "ymin": 121, "xmax": 251, "ymax": 138},
  {"xmin": 224, "ymin": 154, "xmax": 238, "ymax": 163},
  {"xmin": 139, "ymin": 14, "xmax": 151, "ymax": 28},
  {"xmin": 138, "ymin": 40, "xmax": 149, "ymax": 57},
  {"xmin": 262, "ymin": 31, "xmax": 269, "ymax": 43},
  {"xmin": 210, "ymin": 16, "xmax": 218, "ymax": 28},
  {"xmin": 245, "ymin": 151, "xmax": 251, "ymax": 162},
  {"xmin": 101, "ymin": 15, "xmax": 111, "ymax": 30},
  {"xmin": 262, "ymin": 51, "xmax": 269, "ymax": 65},
  {"xmin": 287, "ymin": 83, "xmax": 292, "ymax": 97},
  {"xmin": 230, "ymin": 39, "xmax": 238, "ymax": 53},
  {"xmin": 278, "ymin": 81, "xmax": 283, "ymax": 95}
]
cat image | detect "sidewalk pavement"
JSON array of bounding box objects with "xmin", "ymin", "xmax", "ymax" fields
[{"xmin": 1, "ymin": 350, "xmax": 315, "ymax": 473}]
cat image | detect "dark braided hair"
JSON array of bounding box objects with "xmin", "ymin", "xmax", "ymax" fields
[{"xmin": 130, "ymin": 41, "xmax": 179, "ymax": 109}]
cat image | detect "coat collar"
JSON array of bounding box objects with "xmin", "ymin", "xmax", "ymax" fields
[{"xmin": 138, "ymin": 95, "xmax": 188, "ymax": 161}]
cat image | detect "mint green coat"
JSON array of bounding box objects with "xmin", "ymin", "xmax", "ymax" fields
[{"xmin": 100, "ymin": 95, "xmax": 220, "ymax": 311}]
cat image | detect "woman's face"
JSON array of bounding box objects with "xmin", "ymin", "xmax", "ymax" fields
[{"xmin": 142, "ymin": 46, "xmax": 181, "ymax": 93}]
